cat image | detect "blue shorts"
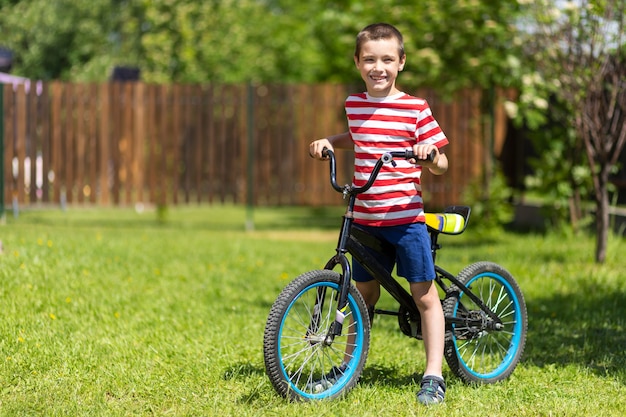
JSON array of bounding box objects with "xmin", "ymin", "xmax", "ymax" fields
[{"xmin": 352, "ymin": 222, "xmax": 435, "ymax": 283}]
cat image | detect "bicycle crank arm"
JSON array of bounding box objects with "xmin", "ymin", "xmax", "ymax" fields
[{"xmin": 447, "ymin": 317, "xmax": 505, "ymax": 331}]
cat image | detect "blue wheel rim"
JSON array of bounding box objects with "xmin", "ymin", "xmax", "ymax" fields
[
  {"xmin": 451, "ymin": 271, "xmax": 523, "ymax": 380},
  {"xmin": 277, "ymin": 281, "xmax": 365, "ymax": 399}
]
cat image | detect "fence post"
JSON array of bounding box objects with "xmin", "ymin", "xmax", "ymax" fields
[
  {"xmin": 0, "ymin": 83, "xmax": 4, "ymax": 223},
  {"xmin": 246, "ymin": 83, "xmax": 255, "ymax": 231}
]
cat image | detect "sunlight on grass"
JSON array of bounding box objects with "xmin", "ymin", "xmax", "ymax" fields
[{"xmin": 0, "ymin": 205, "xmax": 624, "ymax": 416}]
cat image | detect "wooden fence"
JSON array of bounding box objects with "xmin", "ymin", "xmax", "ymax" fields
[{"xmin": 1, "ymin": 81, "xmax": 510, "ymax": 210}]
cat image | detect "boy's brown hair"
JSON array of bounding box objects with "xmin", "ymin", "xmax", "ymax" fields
[{"xmin": 354, "ymin": 23, "xmax": 405, "ymax": 60}]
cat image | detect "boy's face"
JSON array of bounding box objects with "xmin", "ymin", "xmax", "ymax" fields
[{"xmin": 354, "ymin": 38, "xmax": 406, "ymax": 97}]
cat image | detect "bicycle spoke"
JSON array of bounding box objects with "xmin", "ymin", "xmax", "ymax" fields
[{"xmin": 450, "ymin": 272, "xmax": 526, "ymax": 376}]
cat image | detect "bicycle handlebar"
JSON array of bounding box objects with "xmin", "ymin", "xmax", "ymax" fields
[{"xmin": 323, "ymin": 148, "xmax": 436, "ymax": 195}]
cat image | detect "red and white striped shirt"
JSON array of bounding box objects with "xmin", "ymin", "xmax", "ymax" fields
[{"xmin": 346, "ymin": 92, "xmax": 448, "ymax": 227}]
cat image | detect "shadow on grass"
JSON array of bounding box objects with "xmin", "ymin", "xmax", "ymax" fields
[
  {"xmin": 223, "ymin": 361, "xmax": 265, "ymax": 381},
  {"xmin": 223, "ymin": 361, "xmax": 278, "ymax": 405},
  {"xmin": 222, "ymin": 359, "xmax": 423, "ymax": 403},
  {"xmin": 255, "ymin": 207, "xmax": 345, "ymax": 233},
  {"xmin": 12, "ymin": 207, "xmax": 536, "ymax": 243},
  {"xmin": 223, "ymin": 359, "xmax": 445, "ymax": 401},
  {"xmin": 13, "ymin": 206, "xmax": 347, "ymax": 232},
  {"xmin": 359, "ymin": 363, "xmax": 422, "ymax": 387},
  {"xmin": 524, "ymin": 280, "xmax": 626, "ymax": 381}
]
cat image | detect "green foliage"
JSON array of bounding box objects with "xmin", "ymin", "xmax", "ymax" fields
[
  {"xmin": 0, "ymin": 0, "xmax": 526, "ymax": 90},
  {"xmin": 512, "ymin": 0, "xmax": 625, "ymax": 128},
  {"xmin": 0, "ymin": 0, "xmax": 118, "ymax": 80},
  {"xmin": 516, "ymin": 87, "xmax": 592, "ymax": 227},
  {"xmin": 523, "ymin": 97, "xmax": 594, "ymax": 230},
  {"xmin": 510, "ymin": 0, "xmax": 626, "ymax": 254},
  {"xmin": 463, "ymin": 166, "xmax": 514, "ymax": 233},
  {"xmin": 126, "ymin": 0, "xmax": 285, "ymax": 83},
  {"xmin": 399, "ymin": 0, "xmax": 525, "ymax": 92}
]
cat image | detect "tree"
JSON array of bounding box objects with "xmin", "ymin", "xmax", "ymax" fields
[
  {"xmin": 1, "ymin": 0, "xmax": 527, "ymax": 89},
  {"xmin": 518, "ymin": 0, "xmax": 626, "ymax": 262},
  {"xmin": 0, "ymin": 0, "xmax": 119, "ymax": 80},
  {"xmin": 522, "ymin": 95, "xmax": 593, "ymax": 232},
  {"xmin": 267, "ymin": 0, "xmax": 526, "ymax": 92}
]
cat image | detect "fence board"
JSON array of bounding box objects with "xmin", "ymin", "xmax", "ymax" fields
[
  {"xmin": 39, "ymin": 84, "xmax": 51, "ymax": 203},
  {"xmin": 133, "ymin": 82, "xmax": 145, "ymax": 204},
  {"xmin": 75, "ymin": 83, "xmax": 86, "ymax": 203},
  {"xmin": 98, "ymin": 83, "xmax": 111, "ymax": 205},
  {"xmin": 15, "ymin": 85, "xmax": 27, "ymax": 205},
  {"xmin": 157, "ymin": 84, "xmax": 169, "ymax": 206},
  {"xmin": 3, "ymin": 84, "xmax": 14, "ymax": 206},
  {"xmin": 86, "ymin": 84, "xmax": 97, "ymax": 204},
  {"xmin": 50, "ymin": 82, "xmax": 61, "ymax": 204},
  {"xmin": 0, "ymin": 81, "xmax": 513, "ymax": 210},
  {"xmin": 66, "ymin": 83, "xmax": 76, "ymax": 203},
  {"xmin": 27, "ymin": 84, "xmax": 37, "ymax": 203}
]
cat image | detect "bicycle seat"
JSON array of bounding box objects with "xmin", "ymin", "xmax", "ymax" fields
[{"xmin": 425, "ymin": 206, "xmax": 471, "ymax": 235}]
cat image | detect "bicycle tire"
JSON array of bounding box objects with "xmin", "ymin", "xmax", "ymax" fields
[
  {"xmin": 263, "ymin": 270, "xmax": 370, "ymax": 401},
  {"xmin": 442, "ymin": 261, "xmax": 527, "ymax": 384}
]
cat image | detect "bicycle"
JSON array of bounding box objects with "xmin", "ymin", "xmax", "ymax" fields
[{"xmin": 263, "ymin": 149, "xmax": 528, "ymax": 401}]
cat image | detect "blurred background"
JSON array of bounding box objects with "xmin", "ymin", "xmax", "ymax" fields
[{"xmin": 0, "ymin": 0, "xmax": 624, "ymax": 261}]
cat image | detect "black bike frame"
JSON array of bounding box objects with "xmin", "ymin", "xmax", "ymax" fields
[{"xmin": 320, "ymin": 149, "xmax": 502, "ymax": 341}]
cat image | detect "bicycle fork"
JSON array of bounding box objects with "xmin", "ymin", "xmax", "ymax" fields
[
  {"xmin": 321, "ymin": 254, "xmax": 352, "ymax": 346},
  {"xmin": 309, "ymin": 206, "xmax": 357, "ymax": 347}
]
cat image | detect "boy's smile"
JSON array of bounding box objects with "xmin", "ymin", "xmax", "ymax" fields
[{"xmin": 354, "ymin": 38, "xmax": 406, "ymax": 97}]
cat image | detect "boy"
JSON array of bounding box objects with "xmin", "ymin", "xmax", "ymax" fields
[{"xmin": 309, "ymin": 23, "xmax": 449, "ymax": 405}]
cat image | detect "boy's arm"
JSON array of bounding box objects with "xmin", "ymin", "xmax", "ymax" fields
[
  {"xmin": 309, "ymin": 131, "xmax": 352, "ymax": 160},
  {"xmin": 429, "ymin": 152, "xmax": 448, "ymax": 175}
]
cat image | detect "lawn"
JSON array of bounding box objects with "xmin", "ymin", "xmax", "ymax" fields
[{"xmin": 0, "ymin": 205, "xmax": 625, "ymax": 416}]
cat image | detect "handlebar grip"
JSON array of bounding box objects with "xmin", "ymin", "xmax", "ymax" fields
[{"xmin": 397, "ymin": 149, "xmax": 437, "ymax": 162}]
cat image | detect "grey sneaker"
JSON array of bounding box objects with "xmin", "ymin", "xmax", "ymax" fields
[
  {"xmin": 417, "ymin": 375, "xmax": 446, "ymax": 405},
  {"xmin": 306, "ymin": 363, "xmax": 347, "ymax": 393}
]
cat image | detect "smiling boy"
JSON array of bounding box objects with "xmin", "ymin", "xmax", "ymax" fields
[{"xmin": 309, "ymin": 23, "xmax": 449, "ymax": 405}]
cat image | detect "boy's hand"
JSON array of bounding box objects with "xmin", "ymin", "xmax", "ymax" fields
[
  {"xmin": 309, "ymin": 139, "xmax": 333, "ymax": 160},
  {"xmin": 410, "ymin": 144, "xmax": 448, "ymax": 175},
  {"xmin": 410, "ymin": 144, "xmax": 439, "ymax": 165},
  {"xmin": 309, "ymin": 132, "xmax": 352, "ymax": 159}
]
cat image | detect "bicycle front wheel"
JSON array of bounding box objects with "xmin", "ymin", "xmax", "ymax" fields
[
  {"xmin": 443, "ymin": 261, "xmax": 527, "ymax": 384},
  {"xmin": 263, "ymin": 270, "xmax": 370, "ymax": 401}
]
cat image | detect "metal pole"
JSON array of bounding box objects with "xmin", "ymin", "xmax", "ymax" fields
[
  {"xmin": 245, "ymin": 83, "xmax": 255, "ymax": 231},
  {"xmin": 0, "ymin": 83, "xmax": 5, "ymax": 223}
]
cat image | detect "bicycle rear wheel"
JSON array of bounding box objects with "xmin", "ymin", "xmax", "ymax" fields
[
  {"xmin": 263, "ymin": 270, "xmax": 370, "ymax": 401},
  {"xmin": 443, "ymin": 261, "xmax": 527, "ymax": 384}
]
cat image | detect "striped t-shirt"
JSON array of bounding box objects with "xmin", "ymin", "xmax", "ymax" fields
[{"xmin": 346, "ymin": 92, "xmax": 449, "ymax": 227}]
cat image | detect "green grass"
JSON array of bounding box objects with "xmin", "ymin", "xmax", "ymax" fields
[{"xmin": 0, "ymin": 205, "xmax": 625, "ymax": 416}]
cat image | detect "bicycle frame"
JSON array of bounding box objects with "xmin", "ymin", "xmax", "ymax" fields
[
  {"xmin": 320, "ymin": 149, "xmax": 503, "ymax": 343},
  {"xmin": 263, "ymin": 149, "xmax": 527, "ymax": 400}
]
